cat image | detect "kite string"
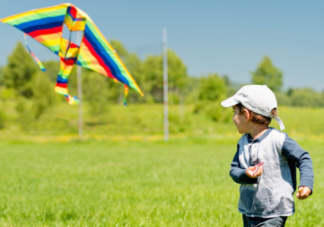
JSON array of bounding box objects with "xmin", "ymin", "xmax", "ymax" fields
[{"xmin": 129, "ymin": 90, "xmax": 218, "ymax": 163}]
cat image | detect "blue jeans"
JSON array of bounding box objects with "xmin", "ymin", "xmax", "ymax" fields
[{"xmin": 242, "ymin": 214, "xmax": 287, "ymax": 227}]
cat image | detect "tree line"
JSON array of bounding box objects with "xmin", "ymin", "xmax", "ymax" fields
[{"xmin": 0, "ymin": 41, "xmax": 323, "ymax": 129}]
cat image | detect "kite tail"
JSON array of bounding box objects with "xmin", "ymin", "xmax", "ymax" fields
[
  {"xmin": 66, "ymin": 95, "xmax": 79, "ymax": 105},
  {"xmin": 123, "ymin": 84, "xmax": 129, "ymax": 106},
  {"xmin": 55, "ymin": 57, "xmax": 79, "ymax": 105},
  {"xmin": 24, "ymin": 33, "xmax": 46, "ymax": 72},
  {"xmin": 54, "ymin": 84, "xmax": 79, "ymax": 105}
]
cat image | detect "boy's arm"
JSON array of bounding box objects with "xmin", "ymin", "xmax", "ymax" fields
[
  {"xmin": 230, "ymin": 144, "xmax": 258, "ymax": 184},
  {"xmin": 282, "ymin": 135, "xmax": 314, "ymax": 194}
]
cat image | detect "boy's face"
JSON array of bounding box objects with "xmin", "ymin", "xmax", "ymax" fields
[{"xmin": 232, "ymin": 106, "xmax": 249, "ymax": 134}]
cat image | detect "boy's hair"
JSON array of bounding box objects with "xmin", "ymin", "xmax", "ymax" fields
[{"xmin": 236, "ymin": 103, "xmax": 277, "ymax": 126}]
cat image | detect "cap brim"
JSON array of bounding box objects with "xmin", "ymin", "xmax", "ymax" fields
[{"xmin": 221, "ymin": 97, "xmax": 239, "ymax": 107}]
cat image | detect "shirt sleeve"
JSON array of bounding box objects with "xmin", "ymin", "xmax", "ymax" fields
[
  {"xmin": 230, "ymin": 144, "xmax": 258, "ymax": 185},
  {"xmin": 282, "ymin": 135, "xmax": 314, "ymax": 193}
]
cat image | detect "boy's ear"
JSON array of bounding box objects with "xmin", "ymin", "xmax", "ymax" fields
[{"xmin": 243, "ymin": 109, "xmax": 251, "ymax": 122}]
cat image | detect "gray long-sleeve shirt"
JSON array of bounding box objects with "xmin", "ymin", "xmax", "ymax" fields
[{"xmin": 230, "ymin": 127, "xmax": 314, "ymax": 218}]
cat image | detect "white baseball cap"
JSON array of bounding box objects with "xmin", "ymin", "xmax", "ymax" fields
[{"xmin": 221, "ymin": 85, "xmax": 285, "ymax": 130}]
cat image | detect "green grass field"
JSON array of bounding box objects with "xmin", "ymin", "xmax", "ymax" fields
[
  {"xmin": 1, "ymin": 102, "xmax": 324, "ymax": 140},
  {"xmin": 0, "ymin": 104, "xmax": 323, "ymax": 226},
  {"xmin": 0, "ymin": 139, "xmax": 323, "ymax": 226}
]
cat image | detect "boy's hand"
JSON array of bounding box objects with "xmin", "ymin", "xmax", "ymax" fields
[
  {"xmin": 246, "ymin": 162, "xmax": 264, "ymax": 178},
  {"xmin": 296, "ymin": 186, "xmax": 311, "ymax": 200}
]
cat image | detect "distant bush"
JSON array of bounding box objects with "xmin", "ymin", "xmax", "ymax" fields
[
  {"xmin": 15, "ymin": 98, "xmax": 33, "ymax": 131},
  {"xmin": 193, "ymin": 74, "xmax": 230, "ymax": 122},
  {"xmin": 0, "ymin": 110, "xmax": 6, "ymax": 129},
  {"xmin": 205, "ymin": 104, "xmax": 222, "ymax": 122},
  {"xmin": 31, "ymin": 72, "xmax": 58, "ymax": 119},
  {"xmin": 193, "ymin": 102, "xmax": 204, "ymax": 114},
  {"xmin": 275, "ymin": 92, "xmax": 292, "ymax": 106},
  {"xmin": 205, "ymin": 103, "xmax": 233, "ymax": 123},
  {"xmin": 169, "ymin": 111, "xmax": 191, "ymax": 133},
  {"xmin": 288, "ymin": 88, "xmax": 324, "ymax": 107},
  {"xmin": 194, "ymin": 101, "xmax": 232, "ymax": 123}
]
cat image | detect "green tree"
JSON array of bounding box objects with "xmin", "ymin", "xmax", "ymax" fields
[
  {"xmin": 0, "ymin": 109, "xmax": 5, "ymax": 129},
  {"xmin": 2, "ymin": 42, "xmax": 58, "ymax": 120},
  {"xmin": 82, "ymin": 72, "xmax": 110, "ymax": 119},
  {"xmin": 287, "ymin": 88, "xmax": 324, "ymax": 107},
  {"xmin": 274, "ymin": 92, "xmax": 291, "ymax": 106},
  {"xmin": 0, "ymin": 67, "xmax": 3, "ymax": 86},
  {"xmin": 2, "ymin": 42, "xmax": 37, "ymax": 98},
  {"xmin": 140, "ymin": 49, "xmax": 188, "ymax": 103},
  {"xmin": 198, "ymin": 74, "xmax": 227, "ymax": 102},
  {"xmin": 168, "ymin": 50, "xmax": 188, "ymax": 104},
  {"xmin": 15, "ymin": 97, "xmax": 33, "ymax": 131},
  {"xmin": 101, "ymin": 41, "xmax": 188, "ymax": 105},
  {"xmin": 183, "ymin": 77, "xmax": 200, "ymax": 104},
  {"xmin": 194, "ymin": 74, "xmax": 230, "ymax": 122},
  {"xmin": 31, "ymin": 71, "xmax": 58, "ymax": 119},
  {"xmin": 42, "ymin": 60, "xmax": 60, "ymax": 82},
  {"xmin": 141, "ymin": 55, "xmax": 162, "ymax": 102},
  {"xmin": 251, "ymin": 56, "xmax": 283, "ymax": 92}
]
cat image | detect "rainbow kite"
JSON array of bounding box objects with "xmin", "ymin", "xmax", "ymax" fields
[{"xmin": 1, "ymin": 3, "xmax": 143, "ymax": 105}]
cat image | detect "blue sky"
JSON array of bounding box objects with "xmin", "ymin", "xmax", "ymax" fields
[{"xmin": 1, "ymin": 0, "xmax": 324, "ymax": 91}]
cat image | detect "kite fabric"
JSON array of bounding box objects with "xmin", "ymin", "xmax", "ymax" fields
[{"xmin": 1, "ymin": 3, "xmax": 143, "ymax": 105}]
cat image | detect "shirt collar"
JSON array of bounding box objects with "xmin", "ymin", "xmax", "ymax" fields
[{"xmin": 247, "ymin": 127, "xmax": 273, "ymax": 143}]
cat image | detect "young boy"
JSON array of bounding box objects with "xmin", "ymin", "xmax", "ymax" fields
[{"xmin": 221, "ymin": 85, "xmax": 314, "ymax": 227}]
